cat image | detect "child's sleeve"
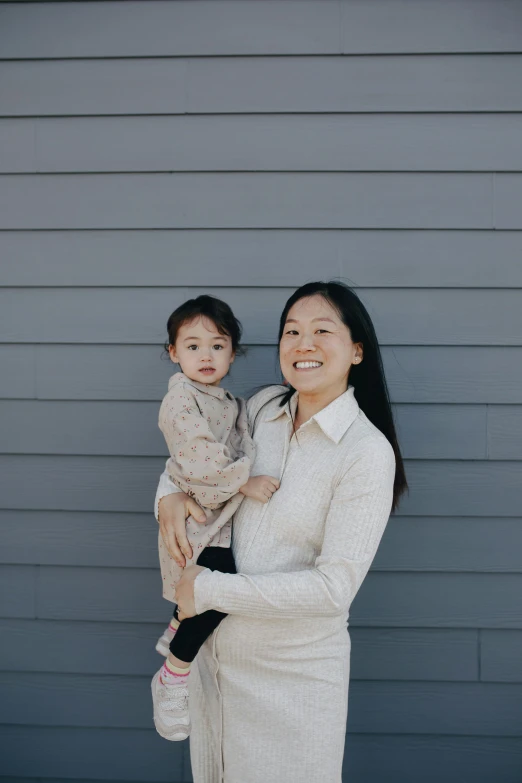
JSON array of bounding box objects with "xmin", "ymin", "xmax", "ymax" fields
[{"xmin": 159, "ymin": 388, "xmax": 251, "ymax": 510}]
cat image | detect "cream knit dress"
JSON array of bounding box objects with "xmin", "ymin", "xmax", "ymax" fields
[{"xmin": 155, "ymin": 384, "xmax": 396, "ymax": 783}]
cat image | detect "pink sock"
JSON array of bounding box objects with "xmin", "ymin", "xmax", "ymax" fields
[
  {"xmin": 160, "ymin": 660, "xmax": 190, "ymax": 686},
  {"xmin": 166, "ymin": 618, "xmax": 179, "ymax": 640}
]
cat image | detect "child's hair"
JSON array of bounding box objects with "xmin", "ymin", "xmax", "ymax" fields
[{"xmin": 163, "ymin": 294, "xmax": 244, "ymax": 355}]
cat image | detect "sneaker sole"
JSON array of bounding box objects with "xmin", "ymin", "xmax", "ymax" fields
[{"xmin": 151, "ymin": 671, "xmax": 191, "ymax": 742}]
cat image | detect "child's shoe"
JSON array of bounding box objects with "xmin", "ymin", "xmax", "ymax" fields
[{"xmin": 151, "ymin": 668, "xmax": 191, "ymax": 741}]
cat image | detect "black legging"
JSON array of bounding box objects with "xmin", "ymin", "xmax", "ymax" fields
[{"xmin": 170, "ymin": 545, "xmax": 237, "ymax": 663}]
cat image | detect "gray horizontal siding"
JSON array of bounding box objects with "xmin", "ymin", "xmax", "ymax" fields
[
  {"xmin": 495, "ymin": 175, "xmax": 522, "ymax": 229},
  {"xmin": 0, "ymin": 173, "xmax": 497, "ymax": 230},
  {"xmin": 488, "ymin": 406, "xmax": 522, "ymax": 459},
  {"xmin": 2, "ymin": 2, "xmax": 521, "ymax": 779},
  {"xmin": 2, "ymin": 672, "xmax": 522, "ymax": 735},
  {"xmin": 4, "ymin": 114, "xmax": 522, "ymax": 173},
  {"xmin": 0, "ymin": 400, "xmax": 496, "ymax": 459},
  {"xmin": 0, "ymin": 620, "xmax": 480, "ymax": 682},
  {"xmin": 2, "ymin": 55, "xmax": 522, "ymax": 116},
  {"xmin": 2, "ymin": 230, "xmax": 522, "ymax": 288},
  {"xmin": 2, "ymin": 344, "xmax": 522, "ymax": 404},
  {"xmin": 2, "ymin": 511, "xmax": 522, "ymax": 574},
  {"xmin": 1, "ymin": 455, "xmax": 521, "ymax": 516},
  {"xmin": 0, "ymin": 726, "xmax": 188, "ymax": 782},
  {"xmin": 3, "ymin": 287, "xmax": 522, "ymax": 345},
  {"xmin": 0, "ymin": 565, "xmax": 35, "ymax": 619},
  {"xmin": 373, "ymin": 518, "xmax": 522, "ymax": 573},
  {"xmin": 2, "ymin": 564, "xmax": 517, "ymax": 628},
  {"xmin": 481, "ymin": 631, "xmax": 522, "ymax": 682},
  {"xmin": 2, "ymin": 728, "xmax": 521, "ymax": 783},
  {"xmin": 0, "ymin": 0, "xmax": 342, "ymax": 58},
  {"xmin": 0, "ymin": 345, "xmax": 36, "ymax": 398},
  {"xmin": 2, "ymin": 0, "xmax": 522, "ymax": 58}
]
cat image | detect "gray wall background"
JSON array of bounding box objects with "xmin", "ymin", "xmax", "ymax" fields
[{"xmin": 1, "ymin": 1, "xmax": 522, "ymax": 781}]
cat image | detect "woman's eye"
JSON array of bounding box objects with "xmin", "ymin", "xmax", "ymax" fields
[
  {"xmin": 316, "ymin": 329, "xmax": 329, "ymax": 334},
  {"xmin": 285, "ymin": 330, "xmax": 298, "ymax": 335}
]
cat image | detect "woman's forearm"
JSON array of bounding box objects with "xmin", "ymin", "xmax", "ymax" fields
[{"xmin": 194, "ymin": 557, "xmax": 370, "ymax": 619}]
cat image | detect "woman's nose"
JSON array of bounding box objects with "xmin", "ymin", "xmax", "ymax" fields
[{"xmin": 296, "ymin": 335, "xmax": 316, "ymax": 351}]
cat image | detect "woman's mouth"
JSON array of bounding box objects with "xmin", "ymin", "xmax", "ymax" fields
[{"xmin": 293, "ymin": 361, "xmax": 323, "ymax": 371}]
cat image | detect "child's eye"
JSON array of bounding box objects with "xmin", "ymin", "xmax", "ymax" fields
[
  {"xmin": 187, "ymin": 345, "xmax": 198, "ymax": 351},
  {"xmin": 213, "ymin": 345, "xmax": 223, "ymax": 350}
]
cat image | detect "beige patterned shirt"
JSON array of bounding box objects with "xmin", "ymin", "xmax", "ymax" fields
[{"xmin": 157, "ymin": 372, "xmax": 255, "ymax": 601}]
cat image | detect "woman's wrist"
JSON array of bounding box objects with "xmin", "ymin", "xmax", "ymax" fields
[{"xmin": 193, "ymin": 567, "xmax": 216, "ymax": 615}]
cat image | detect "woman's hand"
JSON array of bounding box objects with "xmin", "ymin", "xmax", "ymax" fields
[
  {"xmin": 158, "ymin": 493, "xmax": 206, "ymax": 568},
  {"xmin": 239, "ymin": 475, "xmax": 280, "ymax": 504},
  {"xmin": 175, "ymin": 564, "xmax": 207, "ymax": 620}
]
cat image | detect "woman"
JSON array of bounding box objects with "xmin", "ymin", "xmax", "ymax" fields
[{"xmin": 155, "ymin": 281, "xmax": 408, "ymax": 783}]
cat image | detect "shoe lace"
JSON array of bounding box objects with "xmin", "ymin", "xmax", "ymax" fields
[{"xmin": 160, "ymin": 683, "xmax": 188, "ymax": 712}]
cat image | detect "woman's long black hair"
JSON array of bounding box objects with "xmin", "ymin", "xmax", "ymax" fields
[{"xmin": 275, "ymin": 281, "xmax": 408, "ymax": 513}]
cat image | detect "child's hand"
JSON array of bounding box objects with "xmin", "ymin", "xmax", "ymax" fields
[{"xmin": 239, "ymin": 475, "xmax": 280, "ymax": 504}]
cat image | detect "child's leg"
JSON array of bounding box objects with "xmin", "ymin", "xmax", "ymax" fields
[
  {"xmin": 152, "ymin": 547, "xmax": 235, "ymax": 742},
  {"xmin": 168, "ymin": 546, "xmax": 236, "ymax": 665},
  {"xmin": 155, "ymin": 607, "xmax": 181, "ymax": 657}
]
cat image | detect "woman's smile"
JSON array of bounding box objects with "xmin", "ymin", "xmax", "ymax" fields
[{"xmin": 293, "ymin": 360, "xmax": 323, "ymax": 370}]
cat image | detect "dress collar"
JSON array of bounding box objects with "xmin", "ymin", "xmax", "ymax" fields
[
  {"xmin": 265, "ymin": 385, "xmax": 359, "ymax": 444},
  {"xmin": 168, "ymin": 371, "xmax": 232, "ymax": 401}
]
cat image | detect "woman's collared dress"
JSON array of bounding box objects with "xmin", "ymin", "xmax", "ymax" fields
[{"xmin": 155, "ymin": 384, "xmax": 396, "ymax": 783}]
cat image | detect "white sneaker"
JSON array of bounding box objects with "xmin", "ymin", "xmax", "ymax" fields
[
  {"xmin": 151, "ymin": 669, "xmax": 191, "ymax": 741},
  {"xmin": 155, "ymin": 626, "xmax": 175, "ymax": 657}
]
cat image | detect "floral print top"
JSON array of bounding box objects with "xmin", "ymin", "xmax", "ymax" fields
[{"xmin": 157, "ymin": 371, "xmax": 255, "ymax": 601}]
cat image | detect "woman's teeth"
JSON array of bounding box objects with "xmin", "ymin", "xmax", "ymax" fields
[{"xmin": 294, "ymin": 361, "xmax": 322, "ymax": 369}]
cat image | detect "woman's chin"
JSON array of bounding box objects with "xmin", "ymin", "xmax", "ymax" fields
[{"xmin": 288, "ymin": 374, "xmax": 324, "ymax": 394}]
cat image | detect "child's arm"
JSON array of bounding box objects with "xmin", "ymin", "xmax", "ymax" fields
[
  {"xmin": 239, "ymin": 475, "xmax": 280, "ymax": 504},
  {"xmin": 159, "ymin": 388, "xmax": 251, "ymax": 510}
]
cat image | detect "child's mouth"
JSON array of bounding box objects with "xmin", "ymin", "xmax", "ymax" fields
[{"xmin": 199, "ymin": 368, "xmax": 216, "ymax": 375}]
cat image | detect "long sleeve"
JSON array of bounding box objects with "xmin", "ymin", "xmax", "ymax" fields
[
  {"xmin": 154, "ymin": 463, "xmax": 182, "ymax": 521},
  {"xmin": 194, "ymin": 435, "xmax": 395, "ymax": 619},
  {"xmin": 159, "ymin": 388, "xmax": 251, "ymax": 510}
]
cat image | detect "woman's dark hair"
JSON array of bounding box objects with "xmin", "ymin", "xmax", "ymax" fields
[
  {"xmin": 164, "ymin": 294, "xmax": 244, "ymax": 355},
  {"xmin": 276, "ymin": 281, "xmax": 408, "ymax": 512}
]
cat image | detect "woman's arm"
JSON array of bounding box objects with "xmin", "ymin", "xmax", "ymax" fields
[
  {"xmin": 155, "ymin": 468, "xmax": 206, "ymax": 567},
  {"xmin": 190, "ymin": 437, "xmax": 395, "ymax": 619}
]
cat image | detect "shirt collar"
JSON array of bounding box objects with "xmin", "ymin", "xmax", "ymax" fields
[
  {"xmin": 168, "ymin": 371, "xmax": 232, "ymax": 401},
  {"xmin": 265, "ymin": 385, "xmax": 359, "ymax": 444}
]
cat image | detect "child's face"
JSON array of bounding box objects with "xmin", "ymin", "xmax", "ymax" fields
[{"xmin": 169, "ymin": 316, "xmax": 235, "ymax": 386}]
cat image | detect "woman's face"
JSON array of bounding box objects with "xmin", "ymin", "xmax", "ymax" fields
[{"xmin": 279, "ymin": 295, "xmax": 363, "ymax": 399}]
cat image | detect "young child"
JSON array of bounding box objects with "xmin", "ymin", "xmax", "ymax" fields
[{"xmin": 151, "ymin": 294, "xmax": 280, "ymax": 742}]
